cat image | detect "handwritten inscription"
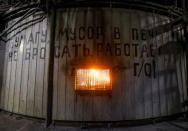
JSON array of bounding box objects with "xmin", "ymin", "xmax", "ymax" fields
[
  {"xmin": 8, "ymin": 30, "xmax": 47, "ymax": 61},
  {"xmin": 7, "ymin": 25, "xmax": 183, "ymax": 78}
]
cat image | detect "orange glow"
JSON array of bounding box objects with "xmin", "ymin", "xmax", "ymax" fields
[{"xmin": 75, "ymin": 68, "xmax": 111, "ymax": 91}]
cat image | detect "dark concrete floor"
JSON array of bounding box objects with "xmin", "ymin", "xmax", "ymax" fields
[{"xmin": 0, "ymin": 111, "xmax": 188, "ymax": 131}]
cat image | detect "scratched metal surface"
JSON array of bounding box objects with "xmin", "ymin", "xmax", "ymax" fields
[
  {"xmin": 0, "ymin": 8, "xmax": 186, "ymax": 121},
  {"xmin": 53, "ymin": 8, "xmax": 187, "ymax": 121},
  {"xmin": 0, "ymin": 12, "xmax": 49, "ymax": 118}
]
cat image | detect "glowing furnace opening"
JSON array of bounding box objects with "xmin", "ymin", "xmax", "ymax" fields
[{"xmin": 75, "ymin": 68, "xmax": 112, "ymax": 91}]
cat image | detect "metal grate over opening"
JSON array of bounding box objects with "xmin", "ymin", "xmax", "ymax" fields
[{"xmin": 75, "ymin": 68, "xmax": 112, "ymax": 91}]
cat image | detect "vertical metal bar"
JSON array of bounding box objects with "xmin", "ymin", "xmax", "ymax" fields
[
  {"xmin": 183, "ymin": 0, "xmax": 188, "ymax": 116},
  {"xmin": 45, "ymin": 0, "xmax": 56, "ymax": 127}
]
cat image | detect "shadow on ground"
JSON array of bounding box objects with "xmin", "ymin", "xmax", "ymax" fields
[{"xmin": 0, "ymin": 111, "xmax": 188, "ymax": 131}]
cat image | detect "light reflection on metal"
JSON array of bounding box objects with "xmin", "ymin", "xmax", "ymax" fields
[
  {"xmin": 75, "ymin": 68, "xmax": 111, "ymax": 91},
  {"xmin": 19, "ymin": 39, "xmax": 24, "ymax": 52}
]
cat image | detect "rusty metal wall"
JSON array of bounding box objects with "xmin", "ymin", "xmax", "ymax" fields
[
  {"xmin": 53, "ymin": 8, "xmax": 187, "ymax": 121},
  {"xmin": 0, "ymin": 12, "xmax": 49, "ymax": 118}
]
